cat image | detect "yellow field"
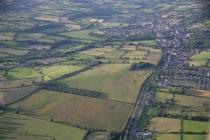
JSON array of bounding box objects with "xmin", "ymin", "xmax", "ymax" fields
[
  {"xmin": 149, "ymin": 117, "xmax": 181, "ymax": 133},
  {"xmin": 38, "ymin": 65, "xmax": 82, "ymax": 81}
]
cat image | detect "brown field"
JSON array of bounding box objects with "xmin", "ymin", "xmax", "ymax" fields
[
  {"xmin": 192, "ymin": 89, "xmax": 210, "ymax": 98},
  {"xmin": 11, "ymin": 90, "xmax": 133, "ymax": 131},
  {"xmin": 0, "ymin": 86, "xmax": 37, "ymax": 105},
  {"xmin": 0, "ymin": 77, "xmax": 42, "ymax": 89}
]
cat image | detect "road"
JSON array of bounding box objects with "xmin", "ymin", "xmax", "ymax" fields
[{"xmin": 127, "ymin": 69, "xmax": 159, "ymax": 140}]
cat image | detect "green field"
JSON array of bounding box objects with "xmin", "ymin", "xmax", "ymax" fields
[
  {"xmin": 138, "ymin": 107, "xmax": 157, "ymax": 128},
  {"xmin": 61, "ymin": 29, "xmax": 100, "ymax": 42},
  {"xmin": 38, "ymin": 65, "xmax": 82, "ymax": 81},
  {"xmin": 156, "ymin": 134, "xmax": 208, "ymax": 140},
  {"xmin": 156, "ymin": 134, "xmax": 180, "ymax": 140},
  {"xmin": 10, "ymin": 89, "xmax": 132, "ymax": 131},
  {"xmin": 183, "ymin": 134, "xmax": 208, "ymax": 140},
  {"xmin": 189, "ymin": 51, "xmax": 210, "ymax": 67},
  {"xmin": 58, "ymin": 64, "xmax": 153, "ymax": 103},
  {"xmin": 7, "ymin": 67, "xmax": 41, "ymax": 79},
  {"xmin": 0, "ymin": 112, "xmax": 86, "ymax": 140},
  {"xmin": 183, "ymin": 120, "xmax": 210, "ymax": 133},
  {"xmin": 156, "ymin": 89, "xmax": 210, "ymax": 111}
]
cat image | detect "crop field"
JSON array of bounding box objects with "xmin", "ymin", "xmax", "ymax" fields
[
  {"xmin": 38, "ymin": 65, "xmax": 82, "ymax": 81},
  {"xmin": 58, "ymin": 64, "xmax": 153, "ymax": 103},
  {"xmin": 149, "ymin": 117, "xmax": 181, "ymax": 133},
  {"xmin": 86, "ymin": 132, "xmax": 110, "ymax": 140},
  {"xmin": 10, "ymin": 90, "xmax": 132, "ymax": 131},
  {"xmin": 0, "ymin": 112, "xmax": 86, "ymax": 140},
  {"xmin": 0, "ymin": 86, "xmax": 37, "ymax": 105},
  {"xmin": 7, "ymin": 67, "xmax": 42, "ymax": 79}
]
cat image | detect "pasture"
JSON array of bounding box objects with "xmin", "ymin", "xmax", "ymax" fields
[
  {"xmin": 7, "ymin": 67, "xmax": 42, "ymax": 79},
  {"xmin": 38, "ymin": 64, "xmax": 82, "ymax": 81},
  {"xmin": 58, "ymin": 64, "xmax": 153, "ymax": 103},
  {"xmin": 183, "ymin": 120, "xmax": 210, "ymax": 133},
  {"xmin": 156, "ymin": 134, "xmax": 180, "ymax": 140},
  {"xmin": 10, "ymin": 90, "xmax": 132, "ymax": 131},
  {"xmin": 156, "ymin": 89, "xmax": 210, "ymax": 111},
  {"xmin": 0, "ymin": 112, "xmax": 86, "ymax": 140}
]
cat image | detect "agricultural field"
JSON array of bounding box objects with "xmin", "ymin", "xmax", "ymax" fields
[
  {"xmin": 10, "ymin": 89, "xmax": 132, "ymax": 131},
  {"xmin": 156, "ymin": 88, "xmax": 210, "ymax": 111},
  {"xmin": 0, "ymin": 112, "xmax": 86, "ymax": 140},
  {"xmin": 58, "ymin": 64, "xmax": 154, "ymax": 103},
  {"xmin": 149, "ymin": 117, "xmax": 181, "ymax": 133},
  {"xmin": 38, "ymin": 64, "xmax": 82, "ymax": 81},
  {"xmin": 156, "ymin": 134, "xmax": 180, "ymax": 140},
  {"xmin": 0, "ymin": 78, "xmax": 42, "ymax": 89},
  {"xmin": 6, "ymin": 67, "xmax": 42, "ymax": 79},
  {"xmin": 188, "ymin": 51, "xmax": 210, "ymax": 67},
  {"xmin": 0, "ymin": 86, "xmax": 37, "ymax": 105},
  {"xmin": 0, "ymin": 48, "xmax": 28, "ymax": 56},
  {"xmin": 183, "ymin": 120, "xmax": 210, "ymax": 133}
]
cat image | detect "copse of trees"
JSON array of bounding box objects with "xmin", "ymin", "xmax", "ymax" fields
[{"xmin": 130, "ymin": 62, "xmax": 155, "ymax": 71}]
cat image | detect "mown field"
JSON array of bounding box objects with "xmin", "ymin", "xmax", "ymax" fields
[
  {"xmin": 10, "ymin": 89, "xmax": 133, "ymax": 131},
  {"xmin": 0, "ymin": 112, "xmax": 86, "ymax": 140},
  {"xmin": 58, "ymin": 64, "xmax": 154, "ymax": 103}
]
